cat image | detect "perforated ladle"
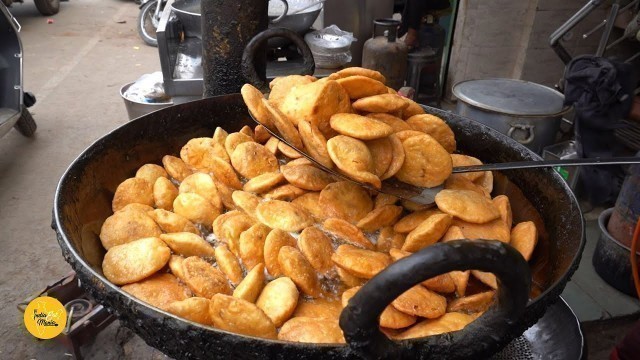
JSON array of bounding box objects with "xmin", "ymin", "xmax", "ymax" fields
[{"xmin": 248, "ymin": 112, "xmax": 640, "ymax": 205}]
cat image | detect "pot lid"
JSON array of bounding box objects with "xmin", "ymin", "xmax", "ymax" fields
[{"xmin": 452, "ymin": 78, "xmax": 566, "ymax": 116}]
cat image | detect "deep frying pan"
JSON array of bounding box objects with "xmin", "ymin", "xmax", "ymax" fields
[{"xmin": 52, "ymin": 94, "xmax": 584, "ymax": 359}]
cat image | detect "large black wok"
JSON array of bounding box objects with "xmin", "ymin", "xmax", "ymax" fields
[{"xmin": 53, "ymin": 94, "xmax": 584, "ymax": 359}]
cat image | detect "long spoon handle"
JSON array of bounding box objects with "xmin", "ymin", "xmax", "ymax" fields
[{"xmin": 453, "ymin": 157, "xmax": 640, "ymax": 173}]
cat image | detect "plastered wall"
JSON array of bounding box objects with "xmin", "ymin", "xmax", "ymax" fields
[{"xmin": 447, "ymin": 0, "xmax": 611, "ymax": 98}]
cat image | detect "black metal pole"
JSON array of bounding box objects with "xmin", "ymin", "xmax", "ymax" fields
[{"xmin": 201, "ymin": 0, "xmax": 268, "ymax": 97}]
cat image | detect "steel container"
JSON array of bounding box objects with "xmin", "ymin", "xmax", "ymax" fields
[
  {"xmin": 269, "ymin": 8, "xmax": 321, "ymax": 34},
  {"xmin": 268, "ymin": 0, "xmax": 323, "ymax": 35},
  {"xmin": 607, "ymin": 156, "xmax": 640, "ymax": 246},
  {"xmin": 170, "ymin": 0, "xmax": 201, "ymax": 38},
  {"xmin": 170, "ymin": 0, "xmax": 321, "ymax": 47},
  {"xmin": 120, "ymin": 82, "xmax": 173, "ymax": 121},
  {"xmin": 593, "ymin": 208, "xmax": 640, "ymax": 297},
  {"xmin": 453, "ymin": 78, "xmax": 570, "ymax": 154}
]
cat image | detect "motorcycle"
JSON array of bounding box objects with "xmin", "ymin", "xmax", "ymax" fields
[
  {"xmin": 1, "ymin": 0, "xmax": 59, "ymax": 16},
  {"xmin": 0, "ymin": 3, "xmax": 37, "ymax": 139},
  {"xmin": 137, "ymin": 0, "xmax": 167, "ymax": 47}
]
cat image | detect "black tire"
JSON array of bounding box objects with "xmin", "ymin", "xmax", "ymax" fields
[
  {"xmin": 14, "ymin": 107, "xmax": 37, "ymax": 137},
  {"xmin": 34, "ymin": 0, "xmax": 60, "ymax": 16},
  {"xmin": 137, "ymin": 1, "xmax": 159, "ymax": 47},
  {"xmin": 24, "ymin": 92, "xmax": 37, "ymax": 108}
]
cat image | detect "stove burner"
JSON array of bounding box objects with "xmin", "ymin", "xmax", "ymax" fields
[
  {"xmin": 17, "ymin": 272, "xmax": 115, "ymax": 360},
  {"xmin": 17, "ymin": 275, "xmax": 582, "ymax": 358},
  {"xmin": 491, "ymin": 337, "xmax": 534, "ymax": 360},
  {"xmin": 490, "ymin": 297, "xmax": 584, "ymax": 359},
  {"xmin": 65, "ymin": 299, "xmax": 93, "ymax": 320}
]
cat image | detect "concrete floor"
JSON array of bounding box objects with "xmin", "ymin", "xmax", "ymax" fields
[{"xmin": 1, "ymin": 0, "xmax": 639, "ymax": 359}]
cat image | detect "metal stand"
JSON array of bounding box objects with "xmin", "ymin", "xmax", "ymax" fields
[
  {"xmin": 17, "ymin": 272, "xmax": 116, "ymax": 360},
  {"xmin": 406, "ymin": 49, "xmax": 442, "ymax": 107}
]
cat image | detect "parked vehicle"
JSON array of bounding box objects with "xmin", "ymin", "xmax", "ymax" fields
[
  {"xmin": 0, "ymin": 3, "xmax": 37, "ymax": 138},
  {"xmin": 137, "ymin": 0, "xmax": 167, "ymax": 47},
  {"xmin": 2, "ymin": 0, "xmax": 59, "ymax": 16}
]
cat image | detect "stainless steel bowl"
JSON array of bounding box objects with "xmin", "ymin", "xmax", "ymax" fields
[
  {"xmin": 170, "ymin": 0, "xmax": 322, "ymax": 47},
  {"xmin": 170, "ymin": 0, "xmax": 202, "ymax": 39}
]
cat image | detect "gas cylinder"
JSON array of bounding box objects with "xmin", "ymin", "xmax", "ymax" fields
[
  {"xmin": 418, "ymin": 15, "xmax": 446, "ymax": 57},
  {"xmin": 362, "ymin": 19, "xmax": 408, "ymax": 90}
]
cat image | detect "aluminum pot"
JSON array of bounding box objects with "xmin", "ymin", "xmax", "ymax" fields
[
  {"xmin": 170, "ymin": 0, "xmax": 322, "ymax": 46},
  {"xmin": 52, "ymin": 94, "xmax": 584, "ymax": 359},
  {"xmin": 170, "ymin": 0, "xmax": 201, "ymax": 38},
  {"xmin": 453, "ymin": 78, "xmax": 571, "ymax": 154},
  {"xmin": 268, "ymin": 0, "xmax": 323, "ymax": 34}
]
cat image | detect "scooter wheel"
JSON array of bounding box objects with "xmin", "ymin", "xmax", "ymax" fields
[
  {"xmin": 137, "ymin": 1, "xmax": 159, "ymax": 47},
  {"xmin": 24, "ymin": 92, "xmax": 36, "ymax": 108},
  {"xmin": 34, "ymin": 0, "xmax": 60, "ymax": 16},
  {"xmin": 14, "ymin": 107, "xmax": 37, "ymax": 138}
]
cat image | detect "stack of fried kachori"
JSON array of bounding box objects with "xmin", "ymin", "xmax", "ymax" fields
[{"xmin": 98, "ymin": 68, "xmax": 539, "ymax": 343}]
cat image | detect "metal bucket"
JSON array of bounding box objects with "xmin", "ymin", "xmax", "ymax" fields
[
  {"xmin": 120, "ymin": 82, "xmax": 173, "ymax": 121},
  {"xmin": 453, "ymin": 78, "xmax": 571, "ymax": 154},
  {"xmin": 607, "ymin": 156, "xmax": 640, "ymax": 247},
  {"xmin": 593, "ymin": 208, "xmax": 640, "ymax": 298}
]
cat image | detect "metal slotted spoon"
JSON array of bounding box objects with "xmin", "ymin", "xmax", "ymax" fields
[
  {"xmin": 248, "ymin": 112, "xmax": 640, "ymax": 205},
  {"xmin": 248, "ymin": 112, "xmax": 443, "ymax": 203}
]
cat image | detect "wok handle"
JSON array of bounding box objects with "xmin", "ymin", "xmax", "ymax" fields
[
  {"xmin": 241, "ymin": 27, "xmax": 315, "ymax": 92},
  {"xmin": 339, "ymin": 240, "xmax": 531, "ymax": 359}
]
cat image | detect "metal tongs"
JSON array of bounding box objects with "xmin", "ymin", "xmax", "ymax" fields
[{"xmin": 248, "ymin": 112, "xmax": 640, "ymax": 205}]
